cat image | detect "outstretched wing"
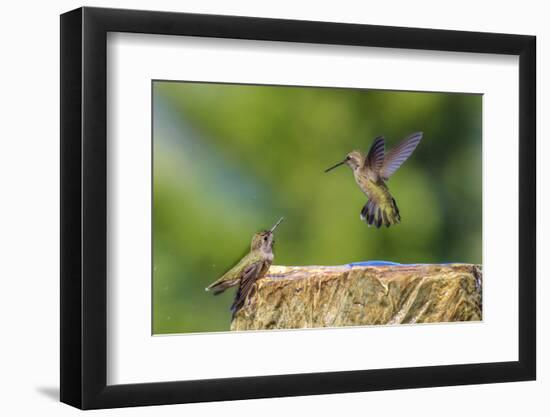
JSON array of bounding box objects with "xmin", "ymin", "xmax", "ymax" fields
[
  {"xmin": 365, "ymin": 136, "xmax": 385, "ymax": 172},
  {"xmin": 230, "ymin": 261, "xmax": 264, "ymax": 318},
  {"xmin": 380, "ymin": 132, "xmax": 423, "ymax": 180}
]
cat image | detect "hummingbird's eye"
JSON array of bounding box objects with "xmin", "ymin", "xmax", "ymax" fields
[{"xmin": 346, "ymin": 156, "xmax": 351, "ymax": 160}]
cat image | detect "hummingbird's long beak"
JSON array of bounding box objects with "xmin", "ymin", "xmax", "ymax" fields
[
  {"xmin": 270, "ymin": 217, "xmax": 284, "ymax": 233},
  {"xmin": 324, "ymin": 160, "xmax": 346, "ymax": 173}
]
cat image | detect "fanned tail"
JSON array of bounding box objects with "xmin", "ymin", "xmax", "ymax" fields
[{"xmin": 360, "ymin": 198, "xmax": 401, "ymax": 228}]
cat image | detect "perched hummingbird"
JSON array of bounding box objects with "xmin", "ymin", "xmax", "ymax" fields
[
  {"xmin": 205, "ymin": 218, "xmax": 284, "ymax": 316},
  {"xmin": 325, "ymin": 132, "xmax": 423, "ymax": 228}
]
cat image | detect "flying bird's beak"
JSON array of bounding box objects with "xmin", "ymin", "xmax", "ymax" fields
[
  {"xmin": 324, "ymin": 160, "xmax": 346, "ymax": 173},
  {"xmin": 270, "ymin": 217, "xmax": 284, "ymax": 233}
]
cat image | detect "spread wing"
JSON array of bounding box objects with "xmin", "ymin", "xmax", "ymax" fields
[
  {"xmin": 380, "ymin": 132, "xmax": 423, "ymax": 180},
  {"xmin": 365, "ymin": 136, "xmax": 385, "ymax": 172},
  {"xmin": 230, "ymin": 261, "xmax": 264, "ymax": 318}
]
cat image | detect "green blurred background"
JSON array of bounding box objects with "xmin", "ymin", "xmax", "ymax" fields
[{"xmin": 152, "ymin": 81, "xmax": 482, "ymax": 334}]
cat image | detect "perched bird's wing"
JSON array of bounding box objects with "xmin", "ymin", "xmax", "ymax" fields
[
  {"xmin": 230, "ymin": 261, "xmax": 264, "ymax": 318},
  {"xmin": 380, "ymin": 132, "xmax": 423, "ymax": 180},
  {"xmin": 364, "ymin": 136, "xmax": 385, "ymax": 172}
]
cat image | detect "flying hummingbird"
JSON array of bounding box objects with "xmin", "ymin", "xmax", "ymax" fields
[
  {"xmin": 205, "ymin": 218, "xmax": 284, "ymax": 316},
  {"xmin": 325, "ymin": 132, "xmax": 423, "ymax": 228}
]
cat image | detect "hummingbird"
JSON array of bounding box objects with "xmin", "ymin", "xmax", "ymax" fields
[
  {"xmin": 205, "ymin": 218, "xmax": 284, "ymax": 316},
  {"xmin": 324, "ymin": 132, "xmax": 423, "ymax": 228}
]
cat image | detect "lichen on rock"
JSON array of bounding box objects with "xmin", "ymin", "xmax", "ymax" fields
[{"xmin": 230, "ymin": 264, "xmax": 482, "ymax": 331}]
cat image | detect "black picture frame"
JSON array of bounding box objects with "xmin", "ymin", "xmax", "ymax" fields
[{"xmin": 60, "ymin": 6, "xmax": 536, "ymax": 410}]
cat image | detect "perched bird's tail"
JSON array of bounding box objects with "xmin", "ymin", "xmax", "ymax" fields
[
  {"xmin": 205, "ymin": 278, "xmax": 238, "ymax": 296},
  {"xmin": 360, "ymin": 198, "xmax": 401, "ymax": 228}
]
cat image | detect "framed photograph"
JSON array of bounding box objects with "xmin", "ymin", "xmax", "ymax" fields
[{"xmin": 60, "ymin": 6, "xmax": 536, "ymax": 409}]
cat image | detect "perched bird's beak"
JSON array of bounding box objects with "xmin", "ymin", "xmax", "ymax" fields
[
  {"xmin": 270, "ymin": 217, "xmax": 284, "ymax": 232},
  {"xmin": 324, "ymin": 160, "xmax": 346, "ymax": 173}
]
